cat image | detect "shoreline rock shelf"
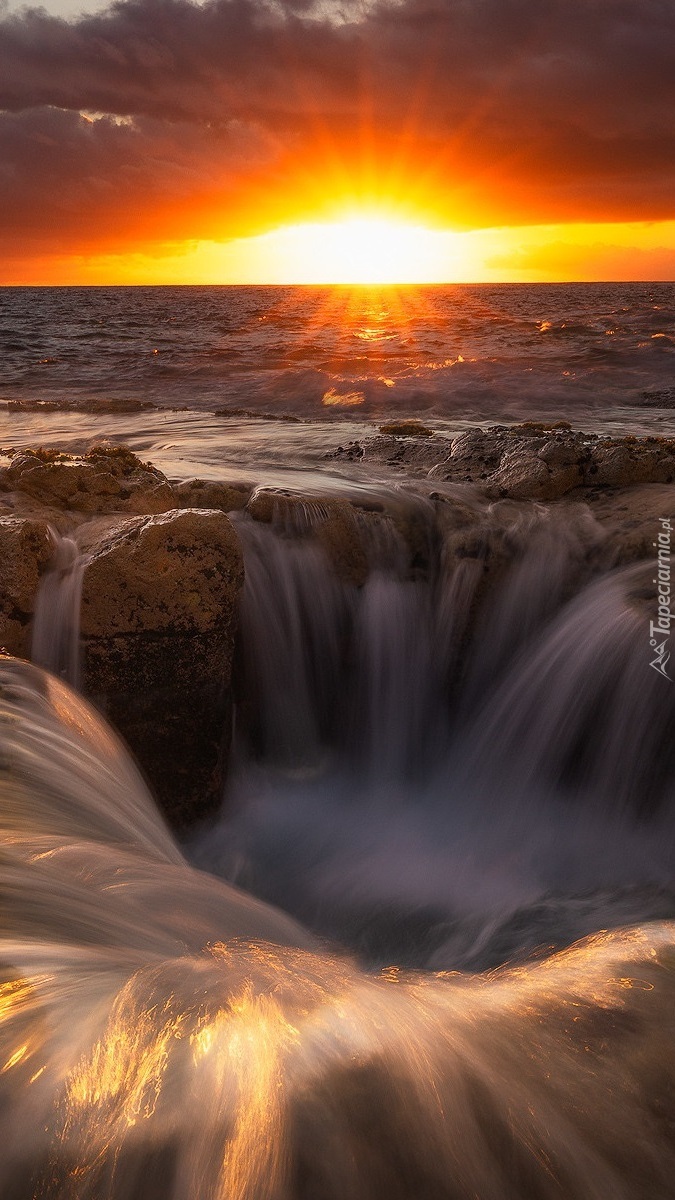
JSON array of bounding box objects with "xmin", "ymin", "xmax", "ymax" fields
[
  {"xmin": 80, "ymin": 509, "xmax": 244, "ymax": 830},
  {"xmin": 0, "ymin": 426, "xmax": 672, "ymax": 828},
  {"xmin": 327, "ymin": 422, "xmax": 675, "ymax": 500}
]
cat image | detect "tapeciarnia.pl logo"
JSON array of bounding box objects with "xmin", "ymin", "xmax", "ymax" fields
[{"xmin": 650, "ymin": 517, "xmax": 673, "ymax": 680}]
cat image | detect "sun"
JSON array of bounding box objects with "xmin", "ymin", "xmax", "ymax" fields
[
  {"xmin": 305, "ymin": 217, "xmax": 436, "ymax": 284},
  {"xmin": 253, "ymin": 216, "xmax": 466, "ymax": 285}
]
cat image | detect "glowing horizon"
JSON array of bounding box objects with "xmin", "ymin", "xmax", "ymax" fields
[
  {"xmin": 4, "ymin": 216, "xmax": 674, "ymax": 287},
  {"xmin": 222, "ymin": 216, "xmax": 470, "ymax": 286},
  {"xmin": 1, "ymin": 0, "xmax": 674, "ymax": 285}
]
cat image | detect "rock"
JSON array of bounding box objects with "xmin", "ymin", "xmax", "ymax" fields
[
  {"xmin": 324, "ymin": 425, "xmax": 675, "ymax": 498},
  {"xmin": 426, "ymin": 425, "xmax": 675, "ymax": 500},
  {"xmin": 5, "ymin": 396, "xmax": 156, "ymax": 414},
  {"xmin": 173, "ymin": 479, "xmax": 253, "ymax": 513},
  {"xmin": 315, "ymin": 508, "xmax": 370, "ymax": 587},
  {"xmin": 247, "ymin": 490, "xmax": 370, "ymax": 586},
  {"xmin": 441, "ymin": 425, "xmax": 587, "ymax": 498},
  {"xmin": 584, "ymin": 484, "xmax": 675, "ymax": 567},
  {"xmin": 213, "ymin": 406, "xmax": 301, "ymax": 423},
  {"xmin": 584, "ymin": 439, "xmax": 675, "ymax": 488},
  {"xmin": 447, "ymin": 428, "xmax": 507, "ymax": 478},
  {"xmin": 327, "ymin": 435, "xmax": 453, "ymax": 472},
  {"xmin": 246, "ymin": 489, "xmax": 301, "ymax": 524},
  {"xmin": 80, "ymin": 509, "xmax": 244, "ymax": 828},
  {"xmin": 0, "ymin": 445, "xmax": 175, "ymax": 514},
  {"xmin": 537, "ymin": 437, "xmax": 587, "ymax": 467},
  {"xmin": 0, "ymin": 518, "xmax": 52, "ymax": 657},
  {"xmin": 324, "ymin": 441, "xmax": 364, "ymax": 461},
  {"xmin": 489, "ymin": 447, "xmax": 583, "ymax": 501},
  {"xmin": 379, "ymin": 420, "xmax": 435, "ymax": 437}
]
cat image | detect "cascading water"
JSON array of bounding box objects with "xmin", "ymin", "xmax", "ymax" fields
[
  {"xmin": 192, "ymin": 496, "xmax": 675, "ymax": 970},
  {"xmin": 31, "ymin": 527, "xmax": 88, "ymax": 689},
  {"xmin": 5, "ymin": 486, "xmax": 675, "ymax": 1197}
]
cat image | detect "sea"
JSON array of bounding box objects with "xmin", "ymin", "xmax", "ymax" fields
[{"xmin": 1, "ymin": 282, "xmax": 674, "ymax": 485}]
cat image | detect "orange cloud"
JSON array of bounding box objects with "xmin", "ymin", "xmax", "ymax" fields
[{"xmin": 0, "ymin": 0, "xmax": 674, "ymax": 277}]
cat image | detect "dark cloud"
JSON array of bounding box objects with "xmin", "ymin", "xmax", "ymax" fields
[
  {"xmin": 0, "ymin": 0, "xmax": 673, "ymax": 250},
  {"xmin": 0, "ymin": 104, "xmax": 287, "ymax": 250}
]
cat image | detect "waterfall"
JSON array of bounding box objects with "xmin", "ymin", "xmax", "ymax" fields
[
  {"xmin": 192, "ymin": 501, "xmax": 675, "ymax": 971},
  {"xmin": 23, "ymin": 494, "xmax": 675, "ymax": 972},
  {"xmin": 31, "ymin": 527, "xmax": 88, "ymax": 689},
  {"xmin": 2, "ymin": 659, "xmax": 675, "ymax": 1198}
]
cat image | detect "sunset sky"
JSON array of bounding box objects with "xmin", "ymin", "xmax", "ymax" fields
[{"xmin": 1, "ymin": 0, "xmax": 674, "ymax": 283}]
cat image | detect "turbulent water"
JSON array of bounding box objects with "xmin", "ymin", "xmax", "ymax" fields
[
  {"xmin": 1, "ymin": 284, "xmax": 674, "ymax": 487},
  {"xmin": 187, "ymin": 501, "xmax": 675, "ymax": 971},
  {"xmin": 2, "ymin": 282, "xmax": 675, "ymax": 1196},
  {"xmin": 3, "ymin": 657, "xmax": 675, "ymax": 1200},
  {"xmin": 26, "ymin": 491, "xmax": 675, "ymax": 972}
]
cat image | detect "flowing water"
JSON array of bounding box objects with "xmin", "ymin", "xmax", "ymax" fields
[
  {"xmin": 1, "ymin": 284, "xmax": 674, "ymax": 490},
  {"xmin": 31, "ymin": 529, "xmax": 89, "ymax": 689},
  {"xmin": 1, "ymin": 284, "xmax": 674, "ymax": 418},
  {"xmin": 2, "ymin": 282, "xmax": 675, "ymax": 1196},
  {"xmin": 3, "ymin": 657, "xmax": 675, "ymax": 1200},
  {"xmin": 190, "ymin": 502, "xmax": 675, "ymax": 971}
]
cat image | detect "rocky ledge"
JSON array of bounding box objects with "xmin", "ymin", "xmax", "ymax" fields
[
  {"xmin": 0, "ymin": 447, "xmax": 247, "ymax": 828},
  {"xmin": 79, "ymin": 509, "xmax": 243, "ymax": 829},
  {"xmin": 327, "ymin": 421, "xmax": 675, "ymax": 501},
  {"xmin": 0, "ymin": 428, "xmax": 672, "ymax": 828}
]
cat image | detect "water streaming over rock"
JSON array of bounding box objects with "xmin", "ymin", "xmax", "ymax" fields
[
  {"xmin": 31, "ymin": 528, "xmax": 88, "ymax": 689},
  {"xmin": 7, "ymin": 489, "xmax": 675, "ymax": 1197},
  {"xmin": 193, "ymin": 498, "xmax": 675, "ymax": 970}
]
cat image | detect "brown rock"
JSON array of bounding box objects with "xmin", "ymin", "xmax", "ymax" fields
[
  {"xmin": 80, "ymin": 508, "xmax": 244, "ymax": 828},
  {"xmin": 173, "ymin": 479, "xmax": 253, "ymax": 512},
  {"xmin": 584, "ymin": 440, "xmax": 675, "ymax": 488},
  {"xmin": 379, "ymin": 420, "xmax": 435, "ymax": 437},
  {"xmin": 315, "ymin": 507, "xmax": 370, "ymax": 587},
  {"xmin": 489, "ymin": 448, "xmax": 583, "ymax": 501},
  {"xmin": 448, "ymin": 429, "xmax": 507, "ymax": 478},
  {"xmin": 247, "ymin": 490, "xmax": 370, "ymax": 586},
  {"xmin": 585, "ymin": 484, "xmax": 675, "ymax": 567},
  {"xmin": 537, "ymin": 437, "xmax": 587, "ymax": 467},
  {"xmin": 0, "ymin": 517, "xmax": 52, "ymax": 657},
  {"xmin": 1, "ymin": 445, "xmax": 175, "ymax": 514},
  {"xmin": 327, "ymin": 435, "xmax": 453, "ymax": 473}
]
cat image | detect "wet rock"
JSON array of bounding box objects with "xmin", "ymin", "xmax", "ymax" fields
[
  {"xmin": 325, "ymin": 425, "xmax": 674, "ymax": 499},
  {"xmin": 80, "ymin": 509, "xmax": 244, "ymax": 829},
  {"xmin": 427, "ymin": 426, "xmax": 675, "ymax": 501},
  {"xmin": 584, "ymin": 439, "xmax": 675, "ymax": 488},
  {"xmin": 247, "ymin": 489, "xmax": 305, "ymax": 524},
  {"xmin": 324, "ymin": 441, "xmax": 364, "ymax": 461},
  {"xmin": 173, "ymin": 479, "xmax": 253, "ymax": 513},
  {"xmin": 0, "ymin": 445, "xmax": 175, "ymax": 514},
  {"xmin": 247, "ymin": 490, "xmax": 369, "ymax": 586},
  {"xmin": 432, "ymin": 492, "xmax": 485, "ymax": 536},
  {"xmin": 5, "ymin": 397, "xmax": 157, "ymax": 414},
  {"xmin": 328, "ymin": 434, "xmax": 453, "ymax": 472},
  {"xmin": 489, "ymin": 448, "xmax": 583, "ymax": 501},
  {"xmin": 537, "ymin": 437, "xmax": 588, "ymax": 467},
  {"xmin": 213, "ymin": 406, "xmax": 301, "ymax": 423},
  {"xmin": 446, "ymin": 428, "xmax": 507, "ymax": 478},
  {"xmin": 584, "ymin": 484, "xmax": 675, "ymax": 566},
  {"xmin": 0, "ymin": 518, "xmax": 52, "ymax": 657},
  {"xmin": 315, "ymin": 508, "xmax": 370, "ymax": 587},
  {"xmin": 379, "ymin": 420, "xmax": 435, "ymax": 437},
  {"xmin": 439, "ymin": 425, "xmax": 585, "ymax": 498}
]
